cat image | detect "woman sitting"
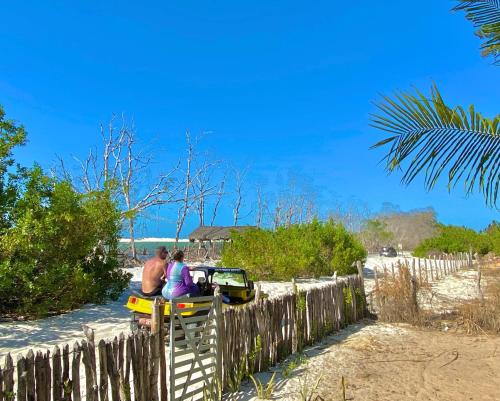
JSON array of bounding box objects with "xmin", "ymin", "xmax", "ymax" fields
[{"xmin": 162, "ymin": 250, "xmax": 200, "ymax": 300}]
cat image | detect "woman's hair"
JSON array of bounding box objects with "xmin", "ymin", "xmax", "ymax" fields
[{"xmin": 172, "ymin": 250, "xmax": 184, "ymax": 262}]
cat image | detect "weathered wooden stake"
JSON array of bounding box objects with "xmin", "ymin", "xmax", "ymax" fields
[
  {"xmin": 477, "ymin": 262, "xmax": 484, "ymax": 304},
  {"xmin": 255, "ymin": 283, "xmax": 261, "ymax": 303},
  {"xmin": 17, "ymin": 355, "xmax": 27, "ymax": 401},
  {"xmin": 71, "ymin": 343, "xmax": 81, "ymax": 401}
]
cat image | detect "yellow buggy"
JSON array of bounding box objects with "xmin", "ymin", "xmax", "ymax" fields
[{"xmin": 126, "ymin": 267, "xmax": 255, "ymax": 331}]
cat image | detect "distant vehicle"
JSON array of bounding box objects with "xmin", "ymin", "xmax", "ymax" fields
[{"xmin": 379, "ymin": 246, "xmax": 397, "ymax": 257}]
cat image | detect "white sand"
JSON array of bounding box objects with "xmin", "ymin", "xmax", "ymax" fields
[
  {"xmin": 119, "ymin": 237, "xmax": 190, "ymax": 242},
  {"xmin": 0, "ymin": 255, "xmax": 479, "ymax": 359}
]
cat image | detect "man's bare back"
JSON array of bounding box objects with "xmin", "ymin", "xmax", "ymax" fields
[{"xmin": 142, "ymin": 247, "xmax": 169, "ymax": 295}]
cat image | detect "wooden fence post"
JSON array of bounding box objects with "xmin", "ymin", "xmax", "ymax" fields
[
  {"xmin": 98, "ymin": 340, "xmax": 109, "ymax": 401},
  {"xmin": 356, "ymin": 261, "xmax": 366, "ymax": 316},
  {"xmin": 62, "ymin": 345, "xmax": 70, "ymax": 401},
  {"xmin": 4, "ymin": 354, "xmax": 14, "ymax": 401},
  {"xmin": 53, "ymin": 346, "xmax": 62, "ymax": 401},
  {"xmin": 255, "ymin": 283, "xmax": 261, "ymax": 303},
  {"xmin": 214, "ymin": 290, "xmax": 223, "ymax": 392},
  {"xmin": 71, "ymin": 343, "xmax": 81, "ymax": 401},
  {"xmin": 374, "ymin": 266, "xmax": 381, "ymax": 311},
  {"xmin": 477, "ymin": 262, "xmax": 484, "ymax": 304},
  {"xmin": 82, "ymin": 327, "xmax": 98, "ymax": 401},
  {"xmin": 106, "ymin": 342, "xmax": 120, "ymax": 401},
  {"xmin": 17, "ymin": 355, "xmax": 26, "ymax": 401},
  {"xmin": 157, "ymin": 300, "xmax": 167, "ymax": 401},
  {"xmin": 150, "ymin": 299, "xmax": 161, "ymax": 401},
  {"xmin": 26, "ymin": 350, "xmax": 35, "ymax": 401}
]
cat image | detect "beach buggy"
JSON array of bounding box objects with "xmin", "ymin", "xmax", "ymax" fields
[{"xmin": 126, "ymin": 266, "xmax": 255, "ymax": 331}]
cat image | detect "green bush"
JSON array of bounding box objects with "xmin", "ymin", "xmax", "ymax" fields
[
  {"xmin": 413, "ymin": 224, "xmax": 493, "ymax": 257},
  {"xmin": 484, "ymin": 221, "xmax": 500, "ymax": 255},
  {"xmin": 0, "ymin": 106, "xmax": 130, "ymax": 318},
  {"xmin": 0, "ymin": 168, "xmax": 130, "ymax": 317},
  {"xmin": 221, "ymin": 219, "xmax": 366, "ymax": 281}
]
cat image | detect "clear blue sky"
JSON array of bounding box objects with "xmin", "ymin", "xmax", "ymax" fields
[{"xmin": 1, "ymin": 0, "xmax": 498, "ymax": 236}]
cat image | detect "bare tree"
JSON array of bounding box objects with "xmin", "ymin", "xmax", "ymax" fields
[
  {"xmin": 255, "ymin": 185, "xmax": 266, "ymax": 228},
  {"xmin": 269, "ymin": 177, "xmax": 317, "ymax": 229},
  {"xmin": 173, "ymin": 133, "xmax": 220, "ymax": 244},
  {"xmin": 210, "ymin": 172, "xmax": 226, "ymax": 226},
  {"xmin": 193, "ymin": 158, "xmax": 221, "ymax": 227},
  {"xmin": 60, "ymin": 115, "xmax": 180, "ymax": 260},
  {"xmin": 232, "ymin": 167, "xmax": 248, "ymax": 226},
  {"xmin": 174, "ymin": 132, "xmax": 195, "ymax": 245}
]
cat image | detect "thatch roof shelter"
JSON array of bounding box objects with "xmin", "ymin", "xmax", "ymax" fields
[{"xmin": 188, "ymin": 225, "xmax": 256, "ymax": 242}]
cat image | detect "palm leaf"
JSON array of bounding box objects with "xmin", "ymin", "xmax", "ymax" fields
[
  {"xmin": 370, "ymin": 84, "xmax": 500, "ymax": 206},
  {"xmin": 453, "ymin": 1, "xmax": 500, "ymax": 63}
]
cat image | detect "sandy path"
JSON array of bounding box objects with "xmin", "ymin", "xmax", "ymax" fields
[
  {"xmin": 0, "ymin": 255, "xmax": 477, "ymax": 359},
  {"xmin": 0, "ymin": 259, "xmax": 364, "ymax": 358},
  {"xmin": 230, "ymin": 321, "xmax": 500, "ymax": 401},
  {"xmin": 0, "ymin": 267, "xmax": 143, "ymax": 358}
]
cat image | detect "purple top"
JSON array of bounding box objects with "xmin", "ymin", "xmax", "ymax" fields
[{"xmin": 161, "ymin": 261, "xmax": 199, "ymax": 299}]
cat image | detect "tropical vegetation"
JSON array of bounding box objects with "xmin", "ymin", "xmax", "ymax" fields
[
  {"xmin": 371, "ymin": 2, "xmax": 499, "ymax": 206},
  {"xmin": 412, "ymin": 222, "xmax": 500, "ymax": 257},
  {"xmin": 0, "ymin": 106, "xmax": 130, "ymax": 318},
  {"xmin": 221, "ymin": 219, "xmax": 367, "ymax": 280}
]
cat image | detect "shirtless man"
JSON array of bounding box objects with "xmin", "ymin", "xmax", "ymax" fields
[{"xmin": 141, "ymin": 246, "xmax": 169, "ymax": 296}]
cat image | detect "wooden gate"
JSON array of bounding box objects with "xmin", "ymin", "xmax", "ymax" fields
[{"xmin": 168, "ymin": 295, "xmax": 222, "ymax": 401}]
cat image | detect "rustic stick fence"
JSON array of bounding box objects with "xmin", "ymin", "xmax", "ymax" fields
[
  {"xmin": 368, "ymin": 252, "xmax": 472, "ymax": 315},
  {"xmin": 0, "ymin": 272, "xmax": 365, "ymax": 401}
]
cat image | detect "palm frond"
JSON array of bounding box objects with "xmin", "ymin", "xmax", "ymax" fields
[
  {"xmin": 453, "ymin": 1, "xmax": 500, "ymax": 63},
  {"xmin": 370, "ymin": 84, "xmax": 500, "ymax": 207}
]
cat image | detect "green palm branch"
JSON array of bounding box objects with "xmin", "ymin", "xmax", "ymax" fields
[
  {"xmin": 453, "ymin": 1, "xmax": 500, "ymax": 63},
  {"xmin": 370, "ymin": 84, "xmax": 500, "ymax": 206}
]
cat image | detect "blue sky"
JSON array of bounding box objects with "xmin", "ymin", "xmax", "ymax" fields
[{"xmin": 1, "ymin": 0, "xmax": 498, "ymax": 236}]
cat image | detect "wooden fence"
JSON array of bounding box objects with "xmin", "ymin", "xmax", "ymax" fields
[
  {"xmin": 0, "ymin": 273, "xmax": 365, "ymax": 401},
  {"xmin": 368, "ymin": 252, "xmax": 472, "ymax": 314},
  {"xmin": 219, "ymin": 274, "xmax": 364, "ymax": 388}
]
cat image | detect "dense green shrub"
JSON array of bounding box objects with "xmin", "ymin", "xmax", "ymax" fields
[
  {"xmin": 413, "ymin": 224, "xmax": 494, "ymax": 257},
  {"xmin": 0, "ymin": 106, "xmax": 130, "ymax": 318},
  {"xmin": 483, "ymin": 221, "xmax": 500, "ymax": 255},
  {"xmin": 221, "ymin": 219, "xmax": 367, "ymax": 281}
]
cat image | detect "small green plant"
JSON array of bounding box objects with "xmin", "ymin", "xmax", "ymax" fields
[
  {"xmin": 63, "ymin": 378, "xmax": 72, "ymax": 396},
  {"xmin": 228, "ymin": 335, "xmax": 263, "ymax": 393},
  {"xmin": 248, "ymin": 334, "xmax": 262, "ymax": 373},
  {"xmin": 250, "ymin": 372, "xmax": 276, "ymax": 400},
  {"xmin": 296, "ymin": 372, "xmax": 323, "ymax": 401},
  {"xmin": 354, "ymin": 288, "xmax": 365, "ymax": 311},
  {"xmin": 203, "ymin": 376, "xmax": 222, "ymax": 401},
  {"xmin": 282, "ymin": 353, "xmax": 308, "ymax": 378},
  {"xmin": 227, "ymin": 355, "xmax": 247, "ymax": 393},
  {"xmin": 340, "ymin": 376, "xmax": 347, "ymax": 401},
  {"xmin": 4, "ymin": 391, "xmax": 15, "ymax": 401}
]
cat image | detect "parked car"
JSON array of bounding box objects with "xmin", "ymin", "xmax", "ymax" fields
[{"xmin": 379, "ymin": 246, "xmax": 397, "ymax": 257}]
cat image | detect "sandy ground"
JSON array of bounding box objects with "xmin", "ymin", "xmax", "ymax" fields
[
  {"xmin": 230, "ymin": 320, "xmax": 500, "ymax": 401},
  {"xmin": 363, "ymin": 254, "xmax": 482, "ymax": 313},
  {"xmin": 0, "ymin": 267, "xmax": 143, "ymax": 358},
  {"xmin": 0, "ymin": 259, "xmax": 365, "ymax": 358},
  {"xmin": 0, "ymin": 255, "xmax": 480, "ymax": 358}
]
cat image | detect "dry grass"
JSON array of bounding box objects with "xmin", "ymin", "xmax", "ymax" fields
[
  {"xmin": 375, "ymin": 256, "xmax": 500, "ymax": 334},
  {"xmin": 376, "ymin": 264, "xmax": 429, "ymax": 325},
  {"xmin": 455, "ymin": 260, "xmax": 500, "ymax": 334}
]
